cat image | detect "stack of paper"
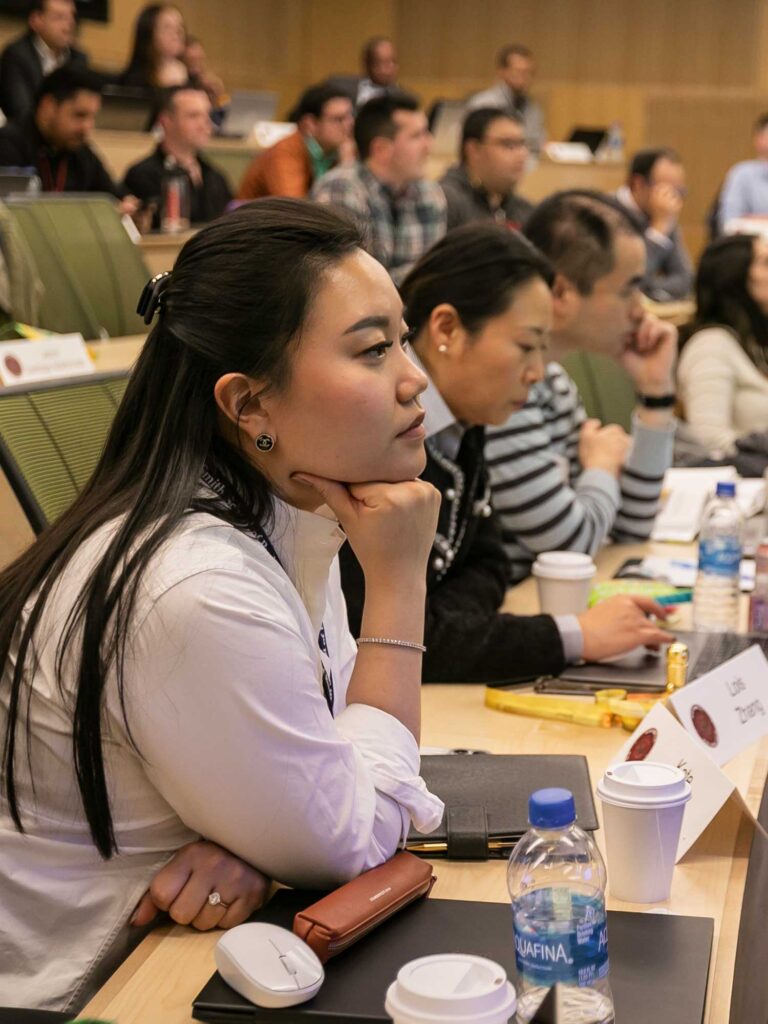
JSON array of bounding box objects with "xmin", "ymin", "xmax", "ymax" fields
[{"xmin": 651, "ymin": 467, "xmax": 764, "ymax": 543}]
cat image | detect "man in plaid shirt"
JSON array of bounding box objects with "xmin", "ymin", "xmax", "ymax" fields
[{"xmin": 312, "ymin": 93, "xmax": 446, "ymax": 284}]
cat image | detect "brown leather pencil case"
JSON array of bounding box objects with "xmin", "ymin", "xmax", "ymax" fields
[{"xmin": 292, "ymin": 851, "xmax": 436, "ymax": 963}]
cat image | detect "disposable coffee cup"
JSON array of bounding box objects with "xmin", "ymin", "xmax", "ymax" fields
[
  {"xmin": 531, "ymin": 551, "xmax": 596, "ymax": 615},
  {"xmin": 596, "ymin": 761, "xmax": 692, "ymax": 903},
  {"xmin": 385, "ymin": 954, "xmax": 516, "ymax": 1024}
]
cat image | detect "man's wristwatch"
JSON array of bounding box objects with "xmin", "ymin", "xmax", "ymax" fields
[{"xmin": 636, "ymin": 392, "xmax": 676, "ymax": 408}]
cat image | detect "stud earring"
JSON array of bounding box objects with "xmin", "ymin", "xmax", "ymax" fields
[
  {"xmin": 438, "ymin": 344, "xmax": 448, "ymax": 353},
  {"xmin": 255, "ymin": 433, "xmax": 275, "ymax": 453}
]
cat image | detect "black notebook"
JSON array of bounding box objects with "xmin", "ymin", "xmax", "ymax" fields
[
  {"xmin": 192, "ymin": 890, "xmax": 713, "ymax": 1024},
  {"xmin": 405, "ymin": 754, "xmax": 598, "ymax": 858}
]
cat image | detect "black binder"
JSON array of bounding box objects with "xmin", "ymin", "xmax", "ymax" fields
[
  {"xmin": 406, "ymin": 754, "xmax": 599, "ymax": 858},
  {"xmin": 192, "ymin": 890, "xmax": 713, "ymax": 1024}
]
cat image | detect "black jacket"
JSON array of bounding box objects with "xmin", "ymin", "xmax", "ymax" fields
[
  {"xmin": 0, "ymin": 32, "xmax": 88, "ymax": 121},
  {"xmin": 439, "ymin": 163, "xmax": 534, "ymax": 232},
  {"xmin": 0, "ymin": 113, "xmax": 121, "ymax": 195},
  {"xmin": 339, "ymin": 426, "xmax": 566, "ymax": 683},
  {"xmin": 123, "ymin": 145, "xmax": 232, "ymax": 227}
]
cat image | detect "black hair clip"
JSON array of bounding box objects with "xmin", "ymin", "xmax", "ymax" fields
[{"xmin": 137, "ymin": 271, "xmax": 172, "ymax": 325}]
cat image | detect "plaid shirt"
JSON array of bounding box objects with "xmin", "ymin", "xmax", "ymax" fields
[{"xmin": 312, "ymin": 163, "xmax": 446, "ymax": 284}]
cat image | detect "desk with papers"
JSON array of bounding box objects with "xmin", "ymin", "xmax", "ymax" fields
[{"xmin": 82, "ymin": 540, "xmax": 768, "ymax": 1024}]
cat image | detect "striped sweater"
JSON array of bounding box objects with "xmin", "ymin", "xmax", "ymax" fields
[{"xmin": 485, "ymin": 362, "xmax": 675, "ymax": 582}]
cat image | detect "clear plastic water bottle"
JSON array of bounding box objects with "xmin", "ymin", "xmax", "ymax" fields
[
  {"xmin": 749, "ymin": 539, "xmax": 768, "ymax": 633},
  {"xmin": 693, "ymin": 481, "xmax": 743, "ymax": 633},
  {"xmin": 507, "ymin": 788, "xmax": 614, "ymax": 1024},
  {"xmin": 606, "ymin": 121, "xmax": 624, "ymax": 162}
]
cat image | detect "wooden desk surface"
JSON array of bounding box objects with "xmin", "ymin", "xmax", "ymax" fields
[
  {"xmin": 86, "ymin": 334, "xmax": 147, "ymax": 373},
  {"xmin": 138, "ymin": 231, "xmax": 197, "ymax": 277},
  {"xmin": 83, "ymin": 539, "xmax": 766, "ymax": 1024}
]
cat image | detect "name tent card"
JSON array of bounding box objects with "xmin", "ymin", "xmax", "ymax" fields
[
  {"xmin": 0, "ymin": 335, "xmax": 94, "ymax": 386},
  {"xmin": 668, "ymin": 644, "xmax": 768, "ymax": 765},
  {"xmin": 611, "ymin": 703, "xmax": 740, "ymax": 860}
]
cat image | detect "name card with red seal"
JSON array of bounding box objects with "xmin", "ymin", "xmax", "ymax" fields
[
  {"xmin": 668, "ymin": 645, "xmax": 768, "ymax": 766},
  {"xmin": 0, "ymin": 335, "xmax": 94, "ymax": 386}
]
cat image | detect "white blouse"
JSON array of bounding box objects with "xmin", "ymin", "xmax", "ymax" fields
[
  {"xmin": 677, "ymin": 326, "xmax": 768, "ymax": 454},
  {"xmin": 0, "ymin": 499, "xmax": 443, "ymax": 1012}
]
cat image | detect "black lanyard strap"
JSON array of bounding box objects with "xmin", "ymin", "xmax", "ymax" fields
[{"xmin": 198, "ymin": 464, "xmax": 335, "ymax": 716}]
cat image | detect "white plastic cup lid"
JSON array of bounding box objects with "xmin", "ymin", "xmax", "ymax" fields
[
  {"xmin": 384, "ymin": 954, "xmax": 517, "ymax": 1023},
  {"xmin": 597, "ymin": 761, "xmax": 692, "ymax": 809},
  {"xmin": 532, "ymin": 551, "xmax": 596, "ymax": 581}
]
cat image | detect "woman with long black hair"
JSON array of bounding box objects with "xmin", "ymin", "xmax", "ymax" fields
[
  {"xmin": 0, "ymin": 199, "xmax": 443, "ymax": 1011},
  {"xmin": 678, "ymin": 234, "xmax": 768, "ymax": 455},
  {"xmin": 121, "ymin": 3, "xmax": 190, "ymax": 89}
]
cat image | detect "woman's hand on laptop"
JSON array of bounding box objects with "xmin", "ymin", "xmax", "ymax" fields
[
  {"xmin": 578, "ymin": 594, "xmax": 675, "ymax": 662},
  {"xmin": 130, "ymin": 840, "xmax": 270, "ymax": 930}
]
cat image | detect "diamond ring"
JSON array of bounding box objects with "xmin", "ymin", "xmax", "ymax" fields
[{"xmin": 207, "ymin": 890, "xmax": 231, "ymax": 910}]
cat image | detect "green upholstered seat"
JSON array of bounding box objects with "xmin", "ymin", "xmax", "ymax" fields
[
  {"xmin": 202, "ymin": 146, "xmax": 254, "ymax": 195},
  {"xmin": 560, "ymin": 351, "xmax": 636, "ymax": 431},
  {"xmin": 0, "ymin": 370, "xmax": 129, "ymax": 532},
  {"xmin": 4, "ymin": 195, "xmax": 150, "ymax": 340}
]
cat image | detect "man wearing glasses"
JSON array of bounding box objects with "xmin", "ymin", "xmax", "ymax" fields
[
  {"xmin": 440, "ymin": 108, "xmax": 533, "ymax": 231},
  {"xmin": 616, "ymin": 147, "xmax": 693, "ymax": 301}
]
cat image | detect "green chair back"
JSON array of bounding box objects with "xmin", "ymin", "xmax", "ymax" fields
[
  {"xmin": 202, "ymin": 146, "xmax": 254, "ymax": 194},
  {"xmin": 560, "ymin": 352, "xmax": 636, "ymax": 431},
  {"xmin": 0, "ymin": 370, "xmax": 129, "ymax": 532},
  {"xmin": 4, "ymin": 195, "xmax": 149, "ymax": 339}
]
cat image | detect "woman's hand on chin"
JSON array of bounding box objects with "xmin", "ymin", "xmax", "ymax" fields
[
  {"xmin": 130, "ymin": 840, "xmax": 270, "ymax": 931},
  {"xmin": 293, "ymin": 474, "xmax": 439, "ymax": 588}
]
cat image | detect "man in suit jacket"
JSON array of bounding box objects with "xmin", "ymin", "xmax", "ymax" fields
[
  {"xmin": 0, "ymin": 0, "xmax": 88, "ymax": 121},
  {"xmin": 467, "ymin": 43, "xmax": 546, "ymax": 156},
  {"xmin": 616, "ymin": 148, "xmax": 693, "ymax": 301},
  {"xmin": 325, "ymin": 36, "xmax": 401, "ymax": 111}
]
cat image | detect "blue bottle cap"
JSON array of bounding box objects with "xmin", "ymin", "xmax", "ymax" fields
[
  {"xmin": 529, "ymin": 788, "xmax": 576, "ymax": 828},
  {"xmin": 716, "ymin": 481, "xmax": 736, "ymax": 498}
]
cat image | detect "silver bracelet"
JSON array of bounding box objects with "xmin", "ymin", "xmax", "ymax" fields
[{"xmin": 357, "ymin": 637, "xmax": 427, "ymax": 653}]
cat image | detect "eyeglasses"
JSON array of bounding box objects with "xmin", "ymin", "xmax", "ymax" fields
[
  {"xmin": 649, "ymin": 179, "xmax": 688, "ymax": 199},
  {"xmin": 483, "ymin": 138, "xmax": 528, "ymax": 151}
]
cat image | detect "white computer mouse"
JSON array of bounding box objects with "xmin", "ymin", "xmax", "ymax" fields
[{"xmin": 214, "ymin": 922, "xmax": 324, "ymax": 1009}]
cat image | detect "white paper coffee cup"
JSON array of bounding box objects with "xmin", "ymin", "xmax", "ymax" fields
[
  {"xmin": 596, "ymin": 761, "xmax": 692, "ymax": 903},
  {"xmin": 384, "ymin": 954, "xmax": 517, "ymax": 1024},
  {"xmin": 532, "ymin": 551, "xmax": 596, "ymax": 615}
]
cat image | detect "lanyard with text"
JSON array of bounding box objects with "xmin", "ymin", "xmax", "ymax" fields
[
  {"xmin": 38, "ymin": 150, "xmax": 68, "ymax": 192},
  {"xmin": 199, "ymin": 465, "xmax": 335, "ymax": 717}
]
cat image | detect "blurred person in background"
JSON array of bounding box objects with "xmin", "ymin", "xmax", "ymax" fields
[
  {"xmin": 718, "ymin": 113, "xmax": 768, "ymax": 233},
  {"xmin": 0, "ymin": 67, "xmax": 138, "ymax": 214},
  {"xmin": 616, "ymin": 148, "xmax": 692, "ymax": 301},
  {"xmin": 326, "ymin": 36, "xmax": 401, "ymax": 111},
  {"xmin": 467, "ymin": 43, "xmax": 545, "ymax": 156},
  {"xmin": 239, "ymin": 83, "xmax": 353, "ymax": 200},
  {"xmin": 440, "ymin": 107, "xmax": 533, "ymax": 230},
  {"xmin": 312, "ymin": 92, "xmax": 446, "ymax": 284},
  {"xmin": 0, "ymin": 0, "xmax": 88, "ymax": 121},
  {"xmin": 123, "ymin": 85, "xmax": 232, "ymax": 229},
  {"xmin": 121, "ymin": 3, "xmax": 189, "ymax": 89},
  {"xmin": 677, "ymin": 234, "xmax": 768, "ymax": 455}
]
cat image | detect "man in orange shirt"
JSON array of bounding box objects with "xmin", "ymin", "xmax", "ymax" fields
[{"xmin": 239, "ymin": 83, "xmax": 354, "ymax": 199}]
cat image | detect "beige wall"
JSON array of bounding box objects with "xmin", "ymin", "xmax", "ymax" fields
[{"xmin": 1, "ymin": 0, "xmax": 767, "ymax": 254}]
